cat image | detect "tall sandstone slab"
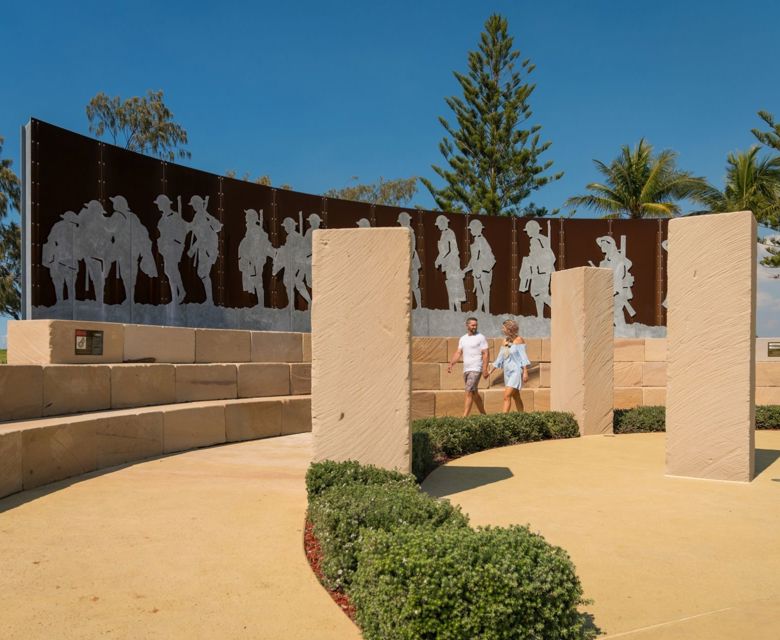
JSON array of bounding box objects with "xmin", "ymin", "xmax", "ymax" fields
[
  {"xmin": 550, "ymin": 267, "xmax": 614, "ymax": 435},
  {"xmin": 666, "ymin": 211, "xmax": 756, "ymax": 482},
  {"xmin": 312, "ymin": 228, "xmax": 411, "ymax": 472}
]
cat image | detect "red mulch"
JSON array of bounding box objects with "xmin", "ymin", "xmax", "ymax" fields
[{"xmin": 303, "ymin": 519, "xmax": 357, "ymax": 622}]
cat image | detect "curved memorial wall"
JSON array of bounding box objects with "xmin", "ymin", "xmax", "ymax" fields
[{"xmin": 21, "ymin": 118, "xmax": 668, "ymax": 337}]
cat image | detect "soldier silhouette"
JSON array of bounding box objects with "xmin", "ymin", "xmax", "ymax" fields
[
  {"xmin": 42, "ymin": 211, "xmax": 79, "ymax": 303},
  {"xmin": 77, "ymin": 200, "xmax": 112, "ymax": 304},
  {"xmin": 434, "ymin": 215, "xmax": 465, "ymax": 312},
  {"xmin": 154, "ymin": 194, "xmax": 189, "ymax": 304},
  {"xmin": 591, "ymin": 235, "xmax": 636, "ymax": 326},
  {"xmin": 187, "ymin": 195, "xmax": 223, "ymax": 305},
  {"xmin": 463, "ymin": 219, "xmax": 496, "ymax": 314},
  {"xmin": 238, "ymin": 209, "xmax": 273, "ymax": 306},
  {"xmin": 303, "ymin": 213, "xmax": 321, "ymax": 290},
  {"xmin": 106, "ymin": 195, "xmax": 157, "ymax": 304},
  {"xmin": 273, "ymin": 217, "xmax": 311, "ymax": 309},
  {"xmin": 661, "ymin": 239, "xmax": 669, "ymax": 309},
  {"xmin": 519, "ymin": 219, "xmax": 556, "ymax": 319},
  {"xmin": 397, "ymin": 211, "xmax": 422, "ymax": 308}
]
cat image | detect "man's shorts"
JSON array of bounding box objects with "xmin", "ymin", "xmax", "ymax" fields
[{"xmin": 463, "ymin": 370, "xmax": 482, "ymax": 393}]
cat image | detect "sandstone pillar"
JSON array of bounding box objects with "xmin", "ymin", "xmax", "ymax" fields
[
  {"xmin": 666, "ymin": 210, "xmax": 756, "ymax": 482},
  {"xmin": 550, "ymin": 267, "xmax": 614, "ymax": 435},
  {"xmin": 311, "ymin": 228, "xmax": 412, "ymax": 472}
]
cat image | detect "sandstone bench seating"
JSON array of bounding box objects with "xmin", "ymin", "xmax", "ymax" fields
[
  {"xmin": 0, "ymin": 396, "xmax": 312, "ymax": 500},
  {"xmin": 0, "ymin": 362, "xmax": 312, "ymax": 422}
]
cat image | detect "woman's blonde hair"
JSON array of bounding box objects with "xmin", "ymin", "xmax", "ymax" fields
[{"xmin": 502, "ymin": 319, "xmax": 519, "ymax": 342}]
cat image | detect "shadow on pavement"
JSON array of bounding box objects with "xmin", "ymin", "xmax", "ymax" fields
[
  {"xmin": 755, "ymin": 448, "xmax": 780, "ymax": 478},
  {"xmin": 425, "ymin": 465, "xmax": 513, "ymax": 497}
]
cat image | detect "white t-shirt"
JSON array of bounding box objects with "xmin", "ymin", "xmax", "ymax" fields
[{"xmin": 459, "ymin": 333, "xmax": 489, "ymax": 373}]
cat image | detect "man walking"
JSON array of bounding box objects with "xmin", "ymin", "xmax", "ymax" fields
[{"xmin": 447, "ymin": 316, "xmax": 489, "ymax": 417}]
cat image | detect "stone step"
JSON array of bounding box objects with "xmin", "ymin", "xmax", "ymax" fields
[
  {"xmin": 0, "ymin": 362, "xmax": 311, "ymax": 422},
  {"xmin": 0, "ymin": 395, "xmax": 312, "ymax": 499}
]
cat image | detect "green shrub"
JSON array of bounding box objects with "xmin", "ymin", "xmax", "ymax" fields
[
  {"xmin": 756, "ymin": 405, "xmax": 780, "ymax": 429},
  {"xmin": 350, "ymin": 524, "xmax": 592, "ymax": 640},
  {"xmin": 537, "ymin": 411, "xmax": 580, "ymax": 439},
  {"xmin": 411, "ymin": 428, "xmax": 435, "ymax": 482},
  {"xmin": 614, "ymin": 406, "xmax": 666, "ymax": 433},
  {"xmin": 305, "ymin": 459, "xmax": 416, "ymax": 500},
  {"xmin": 413, "ymin": 412, "xmax": 550, "ymax": 459},
  {"xmin": 308, "ymin": 482, "xmax": 468, "ymax": 590}
]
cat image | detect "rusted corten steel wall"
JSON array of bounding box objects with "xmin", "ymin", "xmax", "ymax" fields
[{"xmin": 26, "ymin": 119, "xmax": 668, "ymax": 326}]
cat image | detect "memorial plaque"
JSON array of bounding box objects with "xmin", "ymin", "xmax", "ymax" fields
[
  {"xmin": 769, "ymin": 342, "xmax": 780, "ymax": 357},
  {"xmin": 74, "ymin": 329, "xmax": 104, "ymax": 356}
]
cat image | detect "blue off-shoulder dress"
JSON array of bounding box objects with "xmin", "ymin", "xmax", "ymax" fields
[{"xmin": 493, "ymin": 343, "xmax": 531, "ymax": 389}]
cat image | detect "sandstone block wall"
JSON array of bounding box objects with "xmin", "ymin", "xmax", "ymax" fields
[
  {"xmin": 312, "ymin": 228, "xmax": 411, "ymax": 472},
  {"xmin": 7, "ymin": 321, "xmax": 310, "ymax": 365}
]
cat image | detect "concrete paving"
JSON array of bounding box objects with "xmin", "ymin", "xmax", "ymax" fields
[
  {"xmin": 0, "ymin": 433, "xmax": 360, "ymax": 640},
  {"xmin": 423, "ymin": 431, "xmax": 780, "ymax": 639},
  {"xmin": 3, "ymin": 429, "xmax": 778, "ymax": 639}
]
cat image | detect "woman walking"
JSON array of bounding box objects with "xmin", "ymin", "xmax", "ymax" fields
[{"xmin": 489, "ymin": 319, "xmax": 531, "ymax": 413}]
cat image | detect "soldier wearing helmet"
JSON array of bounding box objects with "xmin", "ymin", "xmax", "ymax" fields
[
  {"xmin": 591, "ymin": 235, "xmax": 636, "ymax": 327},
  {"xmin": 103, "ymin": 195, "xmax": 158, "ymax": 304},
  {"xmin": 238, "ymin": 208, "xmax": 273, "ymax": 307},
  {"xmin": 463, "ymin": 218, "xmax": 496, "ymax": 314},
  {"xmin": 187, "ymin": 195, "xmax": 223, "ymax": 305},
  {"xmin": 42, "ymin": 210, "xmax": 80, "ymax": 303},
  {"xmin": 273, "ymin": 217, "xmax": 311, "ymax": 309},
  {"xmin": 434, "ymin": 215, "xmax": 465, "ymax": 311},
  {"xmin": 519, "ymin": 218, "xmax": 556, "ymax": 319},
  {"xmin": 74, "ymin": 200, "xmax": 110, "ymax": 304},
  {"xmin": 303, "ymin": 213, "xmax": 322, "ymax": 289},
  {"xmin": 397, "ymin": 211, "xmax": 422, "ymax": 308},
  {"xmin": 154, "ymin": 193, "xmax": 190, "ymax": 304}
]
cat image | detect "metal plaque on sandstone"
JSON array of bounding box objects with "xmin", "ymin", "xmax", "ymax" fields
[{"xmin": 74, "ymin": 329, "xmax": 104, "ymax": 356}]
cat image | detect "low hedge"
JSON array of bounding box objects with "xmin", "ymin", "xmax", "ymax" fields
[
  {"xmin": 613, "ymin": 406, "xmax": 666, "ymax": 433},
  {"xmin": 305, "ymin": 459, "xmax": 416, "ymax": 499},
  {"xmin": 756, "ymin": 405, "xmax": 780, "ymax": 429},
  {"xmin": 350, "ymin": 524, "xmax": 592, "ymax": 640},
  {"xmin": 411, "ymin": 411, "xmax": 579, "ymax": 480},
  {"xmin": 308, "ymin": 480, "xmax": 468, "ymax": 590},
  {"xmin": 614, "ymin": 404, "xmax": 780, "ymax": 433}
]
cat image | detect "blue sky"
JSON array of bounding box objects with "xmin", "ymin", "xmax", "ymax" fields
[{"xmin": 2, "ymin": 0, "xmax": 780, "ymax": 342}]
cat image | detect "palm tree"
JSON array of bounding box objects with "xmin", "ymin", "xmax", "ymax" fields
[
  {"xmin": 694, "ymin": 146, "xmax": 780, "ymax": 229},
  {"xmin": 566, "ymin": 139, "xmax": 709, "ymax": 218}
]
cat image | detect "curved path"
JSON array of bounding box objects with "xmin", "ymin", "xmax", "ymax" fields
[
  {"xmin": 423, "ymin": 431, "xmax": 780, "ymax": 639},
  {"xmin": 0, "ymin": 433, "xmax": 360, "ymax": 640}
]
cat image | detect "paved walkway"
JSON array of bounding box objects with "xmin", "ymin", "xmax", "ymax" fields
[
  {"xmin": 3, "ymin": 430, "xmax": 779, "ymax": 639},
  {"xmin": 423, "ymin": 430, "xmax": 780, "ymax": 639},
  {"xmin": 0, "ymin": 433, "xmax": 360, "ymax": 640}
]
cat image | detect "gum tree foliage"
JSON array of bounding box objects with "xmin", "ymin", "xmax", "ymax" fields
[
  {"xmin": 565, "ymin": 139, "xmax": 709, "ymax": 219},
  {"xmin": 422, "ymin": 14, "xmax": 561, "ymax": 216},
  {"xmin": 86, "ymin": 90, "xmax": 191, "ymax": 161},
  {"xmin": 324, "ymin": 176, "xmax": 418, "ymax": 206},
  {"xmin": 224, "ymin": 170, "xmax": 292, "ymax": 191},
  {"xmin": 0, "ymin": 136, "xmax": 21, "ymax": 318}
]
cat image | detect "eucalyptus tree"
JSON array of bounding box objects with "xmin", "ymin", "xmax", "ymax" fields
[
  {"xmin": 86, "ymin": 90, "xmax": 191, "ymax": 161},
  {"xmin": 0, "ymin": 136, "xmax": 21, "ymax": 318},
  {"xmin": 565, "ymin": 139, "xmax": 709, "ymax": 218}
]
